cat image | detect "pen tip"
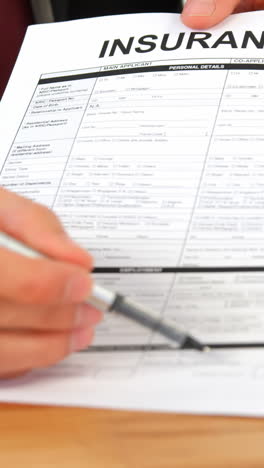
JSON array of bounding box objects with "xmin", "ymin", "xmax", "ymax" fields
[
  {"xmin": 203, "ymin": 345, "xmax": 210, "ymax": 352},
  {"xmin": 181, "ymin": 335, "xmax": 207, "ymax": 352}
]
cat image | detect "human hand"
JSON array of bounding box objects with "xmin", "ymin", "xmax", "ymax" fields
[
  {"xmin": 182, "ymin": 0, "xmax": 264, "ymax": 29},
  {"xmin": 0, "ymin": 187, "xmax": 102, "ymax": 379}
]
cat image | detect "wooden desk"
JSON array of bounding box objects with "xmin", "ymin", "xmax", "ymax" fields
[{"xmin": 1, "ymin": 404, "xmax": 264, "ymax": 467}]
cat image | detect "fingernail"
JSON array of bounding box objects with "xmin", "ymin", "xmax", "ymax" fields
[
  {"xmin": 75, "ymin": 304, "xmax": 103, "ymax": 327},
  {"xmin": 184, "ymin": 0, "xmax": 216, "ymax": 16},
  {"xmin": 64, "ymin": 273, "xmax": 91, "ymax": 303},
  {"xmin": 70, "ymin": 327, "xmax": 94, "ymax": 352}
]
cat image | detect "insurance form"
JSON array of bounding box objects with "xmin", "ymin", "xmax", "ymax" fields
[{"xmin": 1, "ymin": 12, "xmax": 264, "ymax": 415}]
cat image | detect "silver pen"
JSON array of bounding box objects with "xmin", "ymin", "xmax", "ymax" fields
[{"xmin": 0, "ymin": 231, "xmax": 209, "ymax": 351}]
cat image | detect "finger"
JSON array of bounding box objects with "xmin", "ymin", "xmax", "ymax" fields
[
  {"xmin": 0, "ymin": 327, "xmax": 94, "ymax": 375},
  {"xmin": 0, "ymin": 301, "xmax": 102, "ymax": 330},
  {"xmin": 0, "ymin": 370, "xmax": 30, "ymax": 379},
  {"xmin": 0, "ymin": 248, "xmax": 93, "ymax": 305},
  {"xmin": 181, "ymin": 0, "xmax": 240, "ymax": 29},
  {"xmin": 0, "ymin": 187, "xmax": 93, "ymax": 269}
]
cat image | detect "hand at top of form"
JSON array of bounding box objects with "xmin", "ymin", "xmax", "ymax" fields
[{"xmin": 182, "ymin": 0, "xmax": 264, "ymax": 29}]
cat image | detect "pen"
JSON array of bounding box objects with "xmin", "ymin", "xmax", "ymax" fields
[{"xmin": 0, "ymin": 231, "xmax": 208, "ymax": 352}]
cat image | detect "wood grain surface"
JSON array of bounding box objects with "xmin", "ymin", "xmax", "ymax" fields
[{"xmin": 1, "ymin": 404, "xmax": 264, "ymax": 467}]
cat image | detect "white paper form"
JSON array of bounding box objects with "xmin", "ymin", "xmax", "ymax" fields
[{"xmin": 1, "ymin": 12, "xmax": 264, "ymax": 415}]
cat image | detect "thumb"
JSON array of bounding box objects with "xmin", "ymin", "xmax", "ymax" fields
[{"xmin": 181, "ymin": 0, "xmax": 240, "ymax": 29}]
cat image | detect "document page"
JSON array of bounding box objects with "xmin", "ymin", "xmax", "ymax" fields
[{"xmin": 1, "ymin": 11, "xmax": 264, "ymax": 415}]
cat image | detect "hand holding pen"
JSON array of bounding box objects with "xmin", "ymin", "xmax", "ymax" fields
[
  {"xmin": 0, "ymin": 187, "xmax": 102, "ymax": 379},
  {"xmin": 0, "ymin": 188, "xmax": 206, "ymax": 379}
]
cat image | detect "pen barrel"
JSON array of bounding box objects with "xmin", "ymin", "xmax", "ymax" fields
[
  {"xmin": 0, "ymin": 232, "xmax": 41, "ymax": 258},
  {"xmin": 87, "ymin": 284, "xmax": 116, "ymax": 312},
  {"xmin": 110, "ymin": 295, "xmax": 185, "ymax": 346}
]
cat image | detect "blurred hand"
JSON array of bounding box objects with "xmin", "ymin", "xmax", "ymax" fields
[
  {"xmin": 182, "ymin": 0, "xmax": 264, "ymax": 29},
  {"xmin": 0, "ymin": 187, "xmax": 102, "ymax": 379}
]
